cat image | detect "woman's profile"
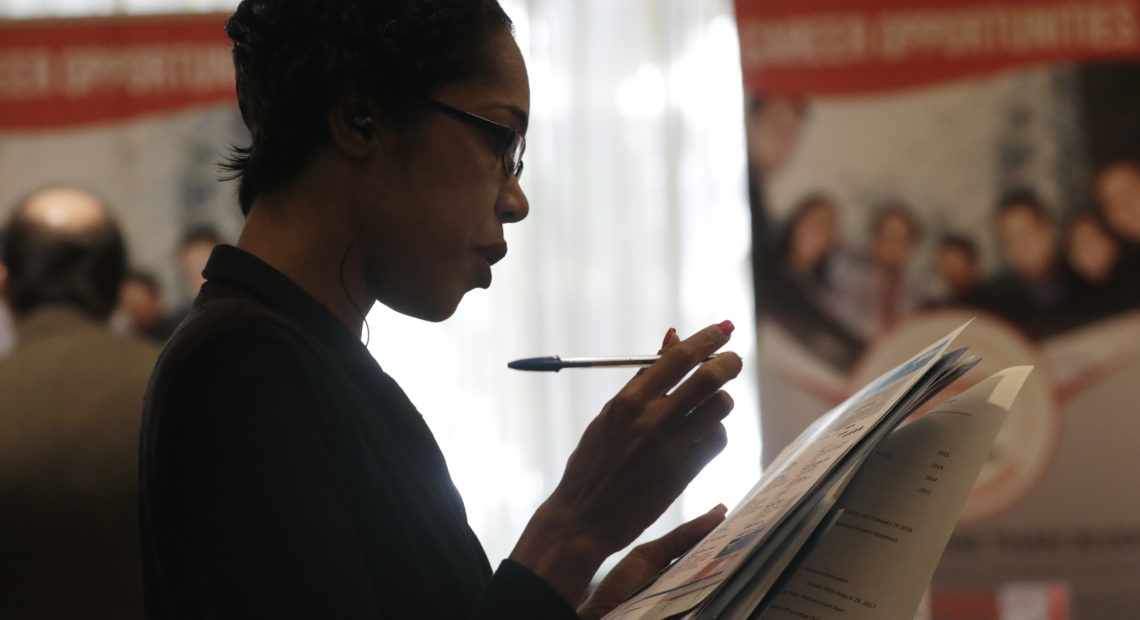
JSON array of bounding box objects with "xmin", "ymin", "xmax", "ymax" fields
[{"xmin": 139, "ymin": 1, "xmax": 742, "ymax": 618}]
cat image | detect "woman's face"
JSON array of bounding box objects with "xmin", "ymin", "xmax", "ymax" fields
[
  {"xmin": 1096, "ymin": 163, "xmax": 1140, "ymax": 242},
  {"xmin": 937, "ymin": 246, "xmax": 977, "ymax": 294},
  {"xmin": 998, "ymin": 205, "xmax": 1056, "ymax": 281},
  {"xmin": 1066, "ymin": 216, "xmax": 1119, "ymax": 282},
  {"xmin": 367, "ymin": 30, "xmax": 530, "ymax": 321},
  {"xmin": 871, "ymin": 213, "xmax": 915, "ymax": 273},
  {"xmin": 790, "ymin": 202, "xmax": 836, "ymax": 270},
  {"xmin": 747, "ymin": 98, "xmax": 804, "ymax": 176}
]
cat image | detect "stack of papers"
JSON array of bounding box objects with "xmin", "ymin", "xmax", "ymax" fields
[{"xmin": 604, "ymin": 321, "xmax": 1032, "ymax": 620}]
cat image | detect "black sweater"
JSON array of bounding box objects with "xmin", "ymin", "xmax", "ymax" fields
[{"xmin": 139, "ymin": 245, "xmax": 577, "ymax": 619}]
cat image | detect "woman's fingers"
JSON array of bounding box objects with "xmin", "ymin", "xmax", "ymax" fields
[
  {"xmin": 635, "ymin": 327, "xmax": 681, "ymax": 379},
  {"xmin": 675, "ymin": 390, "xmax": 734, "ymax": 444},
  {"xmin": 629, "ymin": 502, "xmax": 728, "ymax": 569},
  {"xmin": 682, "ymin": 422, "xmax": 729, "ymax": 477},
  {"xmin": 664, "ymin": 352, "xmax": 743, "ymax": 420},
  {"xmin": 575, "ymin": 504, "xmax": 728, "ymax": 620},
  {"xmin": 533, "ymin": 323, "xmax": 741, "ymax": 594},
  {"xmin": 624, "ymin": 322, "xmax": 734, "ymax": 405}
]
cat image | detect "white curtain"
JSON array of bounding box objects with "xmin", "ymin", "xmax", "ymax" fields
[
  {"xmin": 371, "ymin": 0, "xmax": 760, "ymax": 569},
  {"xmin": 1, "ymin": 0, "xmax": 760, "ymax": 574}
]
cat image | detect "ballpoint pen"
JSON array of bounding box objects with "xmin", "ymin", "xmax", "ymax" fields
[{"xmin": 507, "ymin": 354, "xmax": 720, "ymax": 372}]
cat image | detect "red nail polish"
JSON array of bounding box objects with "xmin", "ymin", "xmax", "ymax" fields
[
  {"xmin": 717, "ymin": 320, "xmax": 734, "ymax": 336},
  {"xmin": 662, "ymin": 327, "xmax": 676, "ymax": 349}
]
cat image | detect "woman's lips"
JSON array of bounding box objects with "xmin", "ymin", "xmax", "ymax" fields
[
  {"xmin": 474, "ymin": 242, "xmax": 508, "ymax": 288},
  {"xmin": 475, "ymin": 241, "xmax": 508, "ymax": 266}
]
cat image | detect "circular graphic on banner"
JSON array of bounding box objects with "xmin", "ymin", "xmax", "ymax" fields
[{"xmin": 849, "ymin": 309, "xmax": 1060, "ymax": 524}]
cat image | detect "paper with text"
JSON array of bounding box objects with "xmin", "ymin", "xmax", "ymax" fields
[
  {"xmin": 755, "ymin": 367, "xmax": 1031, "ymax": 620},
  {"xmin": 603, "ymin": 323, "xmax": 972, "ymax": 620}
]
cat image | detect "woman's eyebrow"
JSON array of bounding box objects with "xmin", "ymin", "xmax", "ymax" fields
[{"xmin": 488, "ymin": 102, "xmax": 529, "ymax": 133}]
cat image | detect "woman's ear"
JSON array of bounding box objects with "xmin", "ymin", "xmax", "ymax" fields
[{"xmin": 328, "ymin": 94, "xmax": 381, "ymax": 160}]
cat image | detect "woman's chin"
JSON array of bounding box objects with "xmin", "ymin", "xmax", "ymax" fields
[
  {"xmin": 382, "ymin": 293, "xmax": 463, "ymax": 323},
  {"xmin": 424, "ymin": 304, "xmax": 461, "ymax": 322}
]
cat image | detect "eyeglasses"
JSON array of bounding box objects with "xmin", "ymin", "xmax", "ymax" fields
[{"xmin": 408, "ymin": 96, "xmax": 525, "ymax": 180}]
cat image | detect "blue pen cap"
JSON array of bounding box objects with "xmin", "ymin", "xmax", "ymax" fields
[{"xmin": 507, "ymin": 356, "xmax": 564, "ymax": 372}]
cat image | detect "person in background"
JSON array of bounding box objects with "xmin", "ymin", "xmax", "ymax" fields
[
  {"xmin": 745, "ymin": 95, "xmax": 809, "ymax": 319},
  {"xmin": 831, "ymin": 201, "xmax": 922, "ymax": 339},
  {"xmin": 984, "ymin": 188, "xmax": 1076, "ymax": 338},
  {"xmin": 0, "ymin": 186, "xmax": 160, "ymax": 619},
  {"xmin": 745, "ymin": 96, "xmax": 808, "ymax": 180},
  {"xmin": 930, "ymin": 234, "xmax": 984, "ymax": 308},
  {"xmin": 140, "ymin": 2, "xmax": 743, "ymax": 619},
  {"xmin": 783, "ymin": 193, "xmax": 838, "ymax": 282},
  {"xmin": 0, "ymin": 234, "xmax": 15, "ymax": 357},
  {"xmin": 1062, "ymin": 210, "xmax": 1139, "ymax": 321},
  {"xmin": 154, "ymin": 226, "xmax": 223, "ymax": 339},
  {"xmin": 176, "ymin": 226, "xmax": 221, "ymax": 302},
  {"xmin": 764, "ymin": 192, "xmax": 864, "ymax": 370},
  {"xmin": 1065, "ymin": 211, "xmax": 1121, "ymax": 285},
  {"xmin": 1093, "ymin": 157, "xmax": 1140, "ymax": 293},
  {"xmin": 113, "ymin": 270, "xmax": 166, "ymax": 340},
  {"xmin": 1094, "ymin": 157, "xmax": 1140, "ymax": 245}
]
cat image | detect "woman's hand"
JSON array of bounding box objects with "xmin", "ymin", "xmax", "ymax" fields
[
  {"xmin": 510, "ymin": 322, "xmax": 743, "ymax": 606},
  {"xmin": 577, "ymin": 504, "xmax": 727, "ymax": 620}
]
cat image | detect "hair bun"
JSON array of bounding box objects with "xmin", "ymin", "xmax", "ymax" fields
[{"xmin": 224, "ymin": 1, "xmax": 268, "ymax": 52}]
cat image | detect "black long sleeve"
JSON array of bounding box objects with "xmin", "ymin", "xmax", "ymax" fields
[{"xmin": 139, "ymin": 245, "xmax": 578, "ymax": 620}]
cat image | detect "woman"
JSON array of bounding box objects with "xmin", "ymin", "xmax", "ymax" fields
[
  {"xmin": 139, "ymin": 1, "xmax": 742, "ymax": 618},
  {"xmin": 1062, "ymin": 209, "xmax": 1140, "ymax": 321},
  {"xmin": 762, "ymin": 193, "xmax": 863, "ymax": 370}
]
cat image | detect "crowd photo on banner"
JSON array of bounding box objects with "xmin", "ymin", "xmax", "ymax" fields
[
  {"xmin": 746, "ymin": 53, "xmax": 1140, "ymax": 619},
  {"xmin": 749, "ymin": 65, "xmax": 1140, "ymax": 371}
]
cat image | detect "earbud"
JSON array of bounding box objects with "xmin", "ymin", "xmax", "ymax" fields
[{"xmin": 351, "ymin": 114, "xmax": 374, "ymax": 138}]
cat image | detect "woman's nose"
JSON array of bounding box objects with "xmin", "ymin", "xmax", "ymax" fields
[{"xmin": 496, "ymin": 176, "xmax": 529, "ymax": 223}]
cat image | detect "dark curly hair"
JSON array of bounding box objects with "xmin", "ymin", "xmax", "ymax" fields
[
  {"xmin": 777, "ymin": 192, "xmax": 838, "ymax": 283},
  {"xmin": 869, "ymin": 200, "xmax": 921, "ymax": 242},
  {"xmin": 995, "ymin": 187, "xmax": 1048, "ymax": 220},
  {"xmin": 221, "ymin": 0, "xmax": 514, "ymax": 215}
]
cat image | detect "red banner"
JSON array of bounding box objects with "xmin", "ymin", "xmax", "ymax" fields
[
  {"xmin": 736, "ymin": 0, "xmax": 1140, "ymax": 96},
  {"xmin": 0, "ymin": 14, "xmax": 235, "ymax": 131}
]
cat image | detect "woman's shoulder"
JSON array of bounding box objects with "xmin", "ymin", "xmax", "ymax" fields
[
  {"xmin": 141, "ymin": 293, "xmax": 344, "ymax": 458},
  {"xmin": 151, "ymin": 294, "xmax": 327, "ymax": 392}
]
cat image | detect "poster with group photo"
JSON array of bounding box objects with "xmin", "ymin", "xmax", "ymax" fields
[{"xmin": 736, "ymin": 1, "xmax": 1140, "ymax": 618}]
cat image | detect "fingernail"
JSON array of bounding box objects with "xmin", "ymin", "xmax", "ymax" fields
[
  {"xmin": 662, "ymin": 327, "xmax": 676, "ymax": 349},
  {"xmin": 717, "ymin": 320, "xmax": 734, "ymax": 336},
  {"xmin": 710, "ymin": 503, "xmax": 728, "ymax": 515}
]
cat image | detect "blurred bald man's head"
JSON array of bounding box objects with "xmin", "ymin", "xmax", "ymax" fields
[{"xmin": 2, "ymin": 187, "xmax": 125, "ymax": 320}]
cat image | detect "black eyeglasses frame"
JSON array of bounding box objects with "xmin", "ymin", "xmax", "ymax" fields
[{"xmin": 407, "ymin": 96, "xmax": 525, "ymax": 180}]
